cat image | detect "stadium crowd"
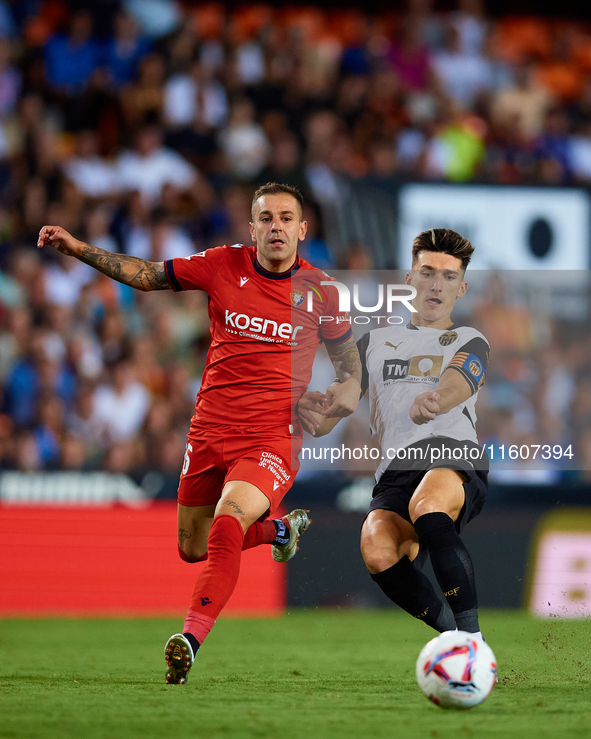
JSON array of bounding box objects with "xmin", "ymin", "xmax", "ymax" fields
[{"xmin": 0, "ymin": 0, "xmax": 590, "ymax": 490}]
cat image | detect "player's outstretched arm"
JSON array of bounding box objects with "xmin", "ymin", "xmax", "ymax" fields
[
  {"xmin": 37, "ymin": 225, "xmax": 171, "ymax": 292},
  {"xmin": 410, "ymin": 368, "xmax": 473, "ymax": 425},
  {"xmin": 324, "ymin": 334, "xmax": 362, "ymax": 418}
]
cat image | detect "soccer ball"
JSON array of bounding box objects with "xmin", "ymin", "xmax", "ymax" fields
[{"xmin": 416, "ymin": 630, "xmax": 497, "ymax": 710}]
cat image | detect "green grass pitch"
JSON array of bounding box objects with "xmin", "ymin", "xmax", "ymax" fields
[{"xmin": 1, "ymin": 610, "xmax": 589, "ymax": 739}]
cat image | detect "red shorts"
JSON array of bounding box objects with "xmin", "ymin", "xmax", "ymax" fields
[{"xmin": 177, "ymin": 421, "xmax": 303, "ymax": 515}]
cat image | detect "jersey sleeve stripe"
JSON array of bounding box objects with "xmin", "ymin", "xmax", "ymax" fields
[
  {"xmin": 446, "ymin": 352, "xmax": 469, "ymax": 368},
  {"xmin": 165, "ymin": 259, "xmax": 183, "ymax": 292},
  {"xmin": 322, "ymin": 326, "xmax": 353, "ymax": 345}
]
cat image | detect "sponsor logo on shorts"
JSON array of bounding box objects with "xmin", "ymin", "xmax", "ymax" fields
[{"xmin": 259, "ymin": 451, "xmax": 291, "ymax": 487}]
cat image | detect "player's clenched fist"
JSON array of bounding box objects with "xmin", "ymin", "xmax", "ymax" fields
[
  {"xmin": 410, "ymin": 390, "xmax": 440, "ymax": 425},
  {"xmin": 37, "ymin": 225, "xmax": 84, "ymax": 257}
]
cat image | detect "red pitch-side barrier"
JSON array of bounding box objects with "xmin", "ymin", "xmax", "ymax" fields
[{"xmin": 0, "ymin": 503, "xmax": 286, "ymax": 617}]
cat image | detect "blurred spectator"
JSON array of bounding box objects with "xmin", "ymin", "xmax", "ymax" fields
[
  {"xmin": 0, "ymin": 307, "xmax": 30, "ymax": 382},
  {"xmin": 63, "ymin": 129, "xmax": 119, "ymax": 199},
  {"xmin": 43, "ymin": 10, "xmax": 100, "ymax": 95},
  {"xmin": 533, "ymin": 107, "xmax": 573, "ymax": 183},
  {"xmin": 92, "ymin": 359, "xmax": 150, "ymax": 443},
  {"xmin": 0, "ymin": 1, "xmax": 16, "ymax": 39},
  {"xmin": 104, "ymin": 11, "xmax": 151, "ymax": 89},
  {"xmin": 233, "ymin": 38, "xmax": 266, "ymax": 87},
  {"xmin": 164, "ymin": 58, "xmax": 227, "ymax": 131},
  {"xmin": 451, "ymin": 0, "xmax": 488, "ymax": 56},
  {"xmin": 424, "ymin": 107, "xmax": 485, "ymax": 181},
  {"xmin": 120, "ymin": 52, "xmax": 165, "ymax": 129},
  {"xmin": 257, "ymin": 131, "xmax": 308, "ymax": 194},
  {"xmin": 219, "ymin": 98, "xmax": 270, "ymax": 180},
  {"xmin": 84, "ymin": 205, "xmax": 118, "ymax": 253},
  {"xmin": 491, "ymin": 60, "xmax": 554, "ymax": 143},
  {"xmin": 0, "ymin": 413, "xmax": 13, "ymax": 469},
  {"xmin": 149, "ymin": 208, "xmax": 195, "ymax": 261},
  {"xmin": 33, "ymin": 392, "xmax": 65, "ymax": 468},
  {"xmin": 10, "ymin": 250, "xmax": 47, "ymax": 314},
  {"xmin": 0, "ymin": 37, "xmax": 21, "ymax": 118},
  {"xmin": 116, "ymin": 124, "xmax": 199, "ymax": 205},
  {"xmin": 569, "ymin": 120, "xmax": 591, "ymax": 183},
  {"xmin": 4, "ymin": 327, "xmax": 75, "ymax": 427},
  {"xmin": 117, "ymin": 190, "xmax": 151, "ymax": 257},
  {"xmin": 298, "ymin": 203, "xmax": 333, "ymax": 270},
  {"xmin": 431, "ymin": 25, "xmax": 492, "ymax": 109},
  {"xmin": 13, "ymin": 430, "xmax": 42, "ymax": 471},
  {"xmin": 66, "ymin": 381, "xmax": 106, "ymax": 453},
  {"xmin": 60, "ymin": 433, "xmax": 88, "ymax": 470},
  {"xmin": 98, "ymin": 308, "xmax": 127, "ymax": 365},
  {"xmin": 537, "ymin": 31, "xmax": 586, "ymax": 103},
  {"xmin": 43, "ymin": 251, "xmax": 94, "ymax": 307},
  {"xmin": 163, "ymin": 57, "xmax": 227, "ymax": 161},
  {"xmin": 123, "ymin": 0, "xmax": 182, "ymax": 39},
  {"xmin": 388, "ymin": 16, "xmax": 432, "ymax": 93},
  {"xmin": 103, "ymin": 439, "xmax": 140, "ymax": 474},
  {"xmin": 67, "ymin": 330, "xmax": 103, "ymax": 381}
]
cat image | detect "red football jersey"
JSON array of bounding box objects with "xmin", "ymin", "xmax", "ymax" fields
[{"xmin": 165, "ymin": 245, "xmax": 351, "ymax": 426}]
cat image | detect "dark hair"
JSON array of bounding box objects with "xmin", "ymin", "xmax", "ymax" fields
[
  {"xmin": 412, "ymin": 228, "xmax": 474, "ymax": 271},
  {"xmin": 251, "ymin": 182, "xmax": 304, "ymax": 219}
]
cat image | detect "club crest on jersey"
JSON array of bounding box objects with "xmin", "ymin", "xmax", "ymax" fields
[
  {"xmin": 469, "ymin": 359, "xmax": 483, "ymax": 376},
  {"xmin": 439, "ymin": 331, "xmax": 458, "ymax": 346},
  {"xmin": 291, "ymin": 289, "xmax": 305, "ymax": 307}
]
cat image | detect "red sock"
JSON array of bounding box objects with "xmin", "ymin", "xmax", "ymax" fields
[
  {"xmin": 183, "ymin": 514, "xmax": 244, "ymax": 645},
  {"xmin": 177, "ymin": 520, "xmax": 277, "ymax": 568},
  {"xmin": 242, "ymin": 519, "xmax": 277, "ymax": 550}
]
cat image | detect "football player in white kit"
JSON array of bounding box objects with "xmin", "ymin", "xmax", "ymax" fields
[{"xmin": 299, "ymin": 228, "xmax": 489, "ymax": 637}]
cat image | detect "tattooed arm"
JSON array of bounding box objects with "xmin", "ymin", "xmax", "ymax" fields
[
  {"xmin": 298, "ymin": 334, "xmax": 362, "ymax": 435},
  {"xmin": 325, "ymin": 333, "xmax": 362, "ymax": 389},
  {"xmin": 37, "ymin": 225, "xmax": 171, "ymax": 292}
]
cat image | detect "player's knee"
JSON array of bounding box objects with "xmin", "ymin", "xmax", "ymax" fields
[
  {"xmin": 409, "ymin": 496, "xmax": 459, "ymax": 524},
  {"xmin": 361, "ymin": 532, "xmax": 399, "ymax": 574},
  {"xmin": 409, "ymin": 495, "xmax": 437, "ymax": 523},
  {"xmin": 178, "ymin": 541, "xmax": 207, "ymax": 562},
  {"xmin": 363, "ymin": 548, "xmax": 397, "ymax": 575}
]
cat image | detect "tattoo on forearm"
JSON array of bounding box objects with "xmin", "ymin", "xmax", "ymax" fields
[
  {"xmin": 78, "ymin": 244, "xmax": 170, "ymax": 291},
  {"xmin": 225, "ymin": 500, "xmax": 245, "ymax": 516},
  {"xmin": 326, "ymin": 335, "xmax": 362, "ymax": 384},
  {"xmin": 178, "ymin": 528, "xmax": 191, "ymax": 540}
]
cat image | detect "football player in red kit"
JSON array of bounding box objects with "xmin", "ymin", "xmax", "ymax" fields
[{"xmin": 37, "ymin": 183, "xmax": 362, "ymax": 683}]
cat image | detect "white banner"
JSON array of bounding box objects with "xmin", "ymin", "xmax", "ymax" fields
[{"xmin": 398, "ymin": 184, "xmax": 590, "ymax": 271}]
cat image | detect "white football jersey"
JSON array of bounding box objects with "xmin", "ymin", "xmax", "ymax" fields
[{"xmin": 357, "ymin": 323, "xmax": 489, "ymax": 481}]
